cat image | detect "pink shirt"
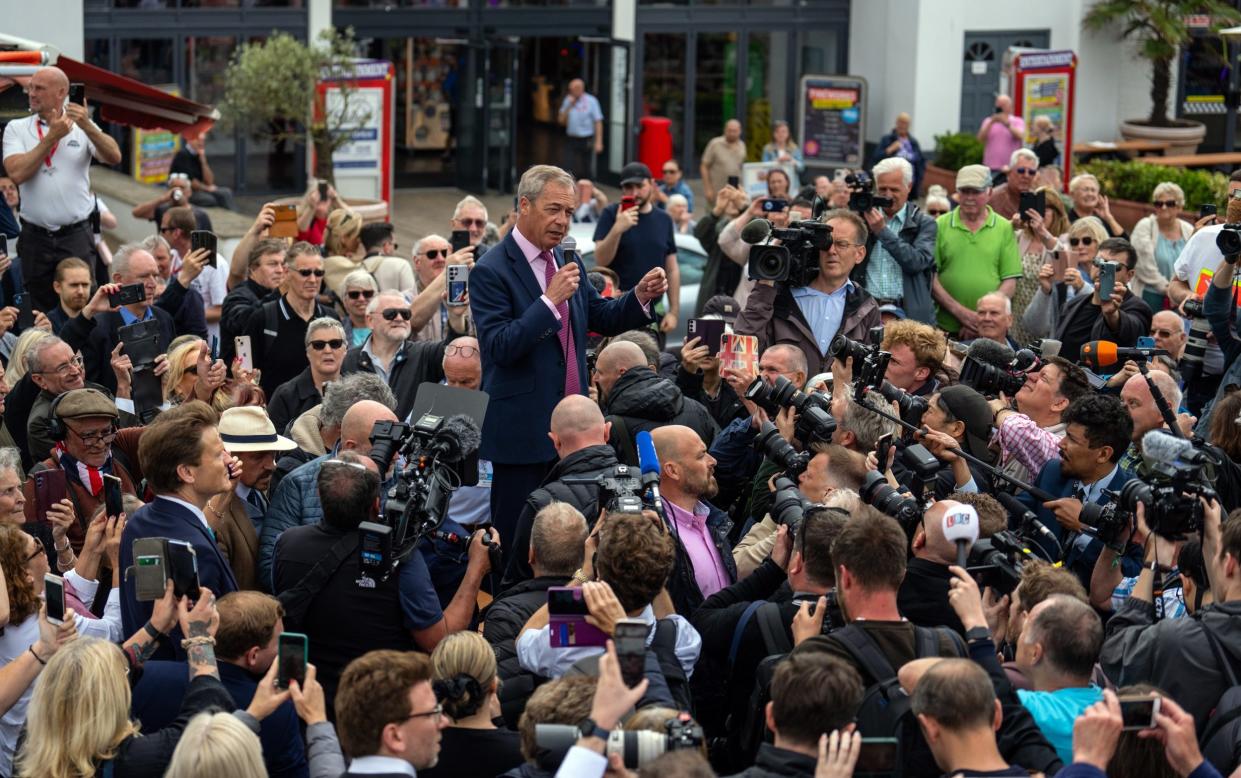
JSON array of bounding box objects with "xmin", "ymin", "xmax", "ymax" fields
[
  {"xmin": 981, "ymin": 114, "xmax": 1026, "ymax": 171},
  {"xmin": 665, "ymin": 499, "xmax": 730, "ymax": 598},
  {"xmin": 512, "ymin": 226, "xmax": 563, "ymax": 320}
]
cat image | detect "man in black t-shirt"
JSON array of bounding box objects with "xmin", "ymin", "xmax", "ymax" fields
[
  {"xmin": 592, "ymin": 161, "xmax": 681, "ymax": 335},
  {"xmin": 169, "ymin": 131, "xmax": 237, "ymax": 211}
]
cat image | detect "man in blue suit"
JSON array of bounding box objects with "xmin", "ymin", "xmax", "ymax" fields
[
  {"xmin": 120, "ymin": 400, "xmax": 240, "ymax": 653},
  {"xmin": 470, "ymin": 164, "xmax": 668, "ymax": 545},
  {"xmin": 1019, "ymin": 393, "xmax": 1135, "ymax": 587}
]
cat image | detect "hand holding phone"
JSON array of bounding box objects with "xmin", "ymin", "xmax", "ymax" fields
[
  {"xmin": 44, "ymin": 574, "xmax": 66, "ymax": 625},
  {"xmin": 104, "ymin": 474, "xmax": 123, "ymax": 519},
  {"xmin": 109, "ymin": 283, "xmax": 146, "ymax": 307},
  {"xmin": 191, "ymin": 231, "xmax": 218, "ymax": 267},
  {"xmin": 613, "ymin": 618, "xmax": 649, "ymax": 688},
  {"xmin": 277, "ymin": 632, "xmax": 309, "ymax": 690},
  {"xmin": 235, "ymin": 336, "xmax": 254, "ymax": 372}
]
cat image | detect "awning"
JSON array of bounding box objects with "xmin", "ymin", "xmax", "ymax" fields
[{"xmin": 0, "ymin": 51, "xmax": 219, "ymax": 138}]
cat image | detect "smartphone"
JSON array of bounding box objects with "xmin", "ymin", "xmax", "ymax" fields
[
  {"xmin": 318, "ymin": 181, "xmax": 329, "ymax": 201},
  {"xmin": 14, "ymin": 292, "xmax": 33, "ymax": 331},
  {"xmin": 0, "ymin": 234, "xmax": 7, "ymax": 256},
  {"xmin": 450, "ymin": 229, "xmax": 471, "ymax": 254},
  {"xmin": 1119, "ymin": 695, "xmax": 1161, "ymax": 731},
  {"xmin": 613, "ymin": 618, "xmax": 649, "ymax": 688},
  {"xmin": 855, "ymin": 737, "xmax": 899, "ymax": 777},
  {"xmin": 44, "ymin": 574, "xmax": 66, "ymax": 625},
  {"xmin": 876, "ymin": 432, "xmax": 895, "ymax": 472},
  {"xmin": 1052, "ymin": 249, "xmax": 1067, "ymax": 283},
  {"xmin": 762, "ymin": 198, "xmax": 789, "ymax": 213},
  {"xmin": 103, "ymin": 474, "xmax": 123, "ymax": 519},
  {"xmin": 1019, "ymin": 190, "xmax": 1045, "ymax": 222},
  {"xmin": 165, "ymin": 540, "xmax": 200, "ymax": 601},
  {"xmin": 1096, "ymin": 260, "xmax": 1119, "ymax": 301},
  {"xmin": 190, "ymin": 230, "xmax": 218, "ymax": 267},
  {"xmin": 68, "ymin": 83, "xmax": 86, "ymax": 106},
  {"xmin": 235, "ymin": 335, "xmax": 253, "ymax": 372},
  {"xmin": 132, "ymin": 538, "xmax": 169, "ymax": 602},
  {"xmin": 547, "ymin": 587, "xmax": 610, "ymax": 648},
  {"xmin": 269, "ymin": 204, "xmax": 299, "ymax": 239},
  {"xmin": 1200, "ymin": 203, "xmax": 1217, "ymax": 220},
  {"xmin": 727, "ymin": 175, "xmax": 740, "ymax": 188},
  {"xmin": 719, "ymin": 333, "xmax": 760, "ymax": 375},
  {"xmin": 686, "ymin": 318, "xmax": 726, "ymax": 357},
  {"xmin": 276, "ymin": 632, "xmax": 309, "ymax": 690},
  {"xmin": 109, "ymin": 283, "xmax": 146, "ymax": 307},
  {"xmin": 446, "ymin": 264, "xmax": 469, "ymax": 307},
  {"xmin": 34, "ymin": 469, "xmax": 68, "ymax": 519},
  {"xmin": 1137, "ymin": 336, "xmax": 1157, "ymax": 349},
  {"xmin": 620, "ymin": 195, "xmax": 637, "ymax": 213}
]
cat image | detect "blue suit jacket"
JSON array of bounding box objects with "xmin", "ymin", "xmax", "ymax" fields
[
  {"xmin": 470, "ymin": 231, "xmax": 654, "ymax": 464},
  {"xmin": 120, "ymin": 497, "xmax": 240, "ymax": 645},
  {"xmin": 1019, "ymin": 459, "xmax": 1133, "ymax": 586}
]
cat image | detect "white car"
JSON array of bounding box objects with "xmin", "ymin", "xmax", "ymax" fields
[{"xmin": 568, "ymin": 223, "xmax": 707, "ymax": 347}]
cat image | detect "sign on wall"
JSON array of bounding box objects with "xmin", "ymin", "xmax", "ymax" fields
[
  {"xmin": 314, "ymin": 59, "xmax": 394, "ymax": 207},
  {"xmin": 796, "ymin": 75, "xmax": 867, "ymax": 169},
  {"xmin": 130, "ymin": 84, "xmax": 181, "ymax": 185}
]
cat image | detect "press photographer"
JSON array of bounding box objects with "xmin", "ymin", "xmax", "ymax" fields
[
  {"xmin": 896, "ymin": 385, "xmax": 997, "ymax": 499},
  {"xmin": 991, "ymin": 356, "xmax": 1093, "ymax": 485},
  {"xmin": 734, "ymin": 208, "xmax": 882, "ymax": 374}
]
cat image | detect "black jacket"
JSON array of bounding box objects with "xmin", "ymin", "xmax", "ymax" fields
[
  {"xmin": 723, "ymin": 743, "xmax": 818, "ymax": 777},
  {"xmin": 601, "ymin": 367, "xmax": 719, "ymax": 465},
  {"xmin": 676, "ymin": 366, "xmax": 748, "ymax": 429},
  {"xmin": 665, "ymin": 500, "xmax": 737, "ymax": 618},
  {"xmin": 502, "ymin": 444, "xmax": 619, "ymax": 587},
  {"xmin": 221, "ymin": 279, "xmax": 277, "ymax": 366},
  {"xmin": 484, "ymin": 574, "xmax": 571, "ymax": 680},
  {"xmin": 898, "ymin": 558, "xmax": 965, "ymax": 636},
  {"xmin": 100, "ymin": 674, "xmax": 234, "ymax": 778},
  {"xmin": 63, "ymin": 305, "xmax": 179, "ymax": 395},
  {"xmin": 267, "ymin": 367, "xmax": 321, "ymax": 436},
  {"xmin": 340, "ymin": 335, "xmax": 457, "ymax": 422},
  {"xmin": 1054, "ymin": 288, "xmax": 1153, "ymax": 360}
]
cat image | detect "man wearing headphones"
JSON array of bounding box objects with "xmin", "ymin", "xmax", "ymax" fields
[{"xmin": 21, "ymin": 388, "xmax": 144, "ymax": 555}]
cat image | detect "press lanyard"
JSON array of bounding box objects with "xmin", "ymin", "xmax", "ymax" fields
[{"xmin": 35, "ymin": 121, "xmax": 58, "ymax": 168}]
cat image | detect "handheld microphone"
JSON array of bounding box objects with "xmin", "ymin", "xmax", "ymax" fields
[
  {"xmin": 558, "ymin": 236, "xmax": 576, "ymax": 270},
  {"xmin": 941, "ymin": 504, "xmax": 980, "ymax": 569},
  {"xmin": 1079, "ymin": 341, "xmax": 1168, "ymax": 371},
  {"xmin": 740, "ymin": 218, "xmax": 774, "ymax": 245},
  {"xmin": 634, "ymin": 430, "xmax": 664, "ymax": 513}
]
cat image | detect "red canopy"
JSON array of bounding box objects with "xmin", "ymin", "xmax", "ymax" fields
[{"xmin": 0, "ymin": 55, "xmax": 218, "ymax": 137}]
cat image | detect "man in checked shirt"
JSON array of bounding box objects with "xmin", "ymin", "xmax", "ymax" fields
[{"xmin": 988, "ymin": 356, "xmax": 1093, "ymax": 485}]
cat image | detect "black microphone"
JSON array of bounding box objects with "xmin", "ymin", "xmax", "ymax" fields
[
  {"xmin": 994, "ymin": 490, "xmax": 1062, "ymax": 556},
  {"xmin": 965, "ymin": 338, "xmax": 1016, "ymax": 371},
  {"xmin": 558, "ymin": 236, "xmax": 577, "ymax": 270},
  {"xmin": 740, "ymin": 217, "xmax": 774, "ymax": 244},
  {"xmin": 432, "ymin": 414, "xmax": 482, "ymax": 461}
]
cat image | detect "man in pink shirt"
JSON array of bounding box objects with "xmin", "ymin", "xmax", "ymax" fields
[
  {"xmin": 652, "ymin": 425, "xmax": 737, "ymax": 615},
  {"xmin": 978, "ymin": 95, "xmax": 1026, "ymax": 178}
]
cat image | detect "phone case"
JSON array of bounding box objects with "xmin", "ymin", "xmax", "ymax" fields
[
  {"xmin": 235, "ymin": 336, "xmax": 254, "ymax": 372},
  {"xmin": 547, "ymin": 587, "xmax": 609, "ymax": 648},
  {"xmin": 270, "ymin": 206, "xmax": 299, "ymax": 239},
  {"xmin": 450, "ymin": 230, "xmax": 471, "ymax": 253},
  {"xmin": 446, "ymin": 265, "xmax": 469, "ymax": 305},
  {"xmin": 719, "ymin": 333, "xmax": 760, "ymax": 375},
  {"xmin": 686, "ymin": 319, "xmax": 726, "ymax": 356},
  {"xmin": 166, "ymin": 540, "xmax": 200, "ymax": 600},
  {"xmin": 132, "ymin": 538, "xmax": 169, "ymax": 602},
  {"xmin": 119, "ymin": 320, "xmax": 162, "ymax": 367},
  {"xmin": 34, "ymin": 470, "xmax": 68, "ymax": 518},
  {"xmin": 44, "ymin": 574, "xmax": 65, "ymax": 624},
  {"xmin": 277, "ymin": 632, "xmax": 309, "ymax": 689},
  {"xmin": 104, "ymin": 475, "xmax": 123, "ymax": 518}
]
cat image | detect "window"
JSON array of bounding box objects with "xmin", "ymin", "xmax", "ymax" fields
[
  {"xmin": 642, "ymin": 33, "xmax": 687, "ymax": 157},
  {"xmin": 693, "ymin": 33, "xmax": 736, "ymax": 160}
]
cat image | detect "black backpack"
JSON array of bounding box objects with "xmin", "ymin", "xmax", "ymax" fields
[
  {"xmin": 1198, "ymin": 620, "xmax": 1241, "ymax": 773},
  {"xmin": 733, "ymin": 602, "xmax": 795, "ymax": 761}
]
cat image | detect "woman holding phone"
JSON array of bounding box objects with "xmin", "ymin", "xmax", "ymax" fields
[
  {"xmin": 1131, "ymin": 182, "xmax": 1194, "ymax": 311},
  {"xmin": 1009, "ymin": 185, "xmax": 1070, "ymax": 343}
]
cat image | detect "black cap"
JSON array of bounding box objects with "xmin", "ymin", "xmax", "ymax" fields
[
  {"xmin": 936, "ymin": 385, "xmax": 995, "ymax": 462},
  {"xmin": 700, "ymin": 294, "xmax": 741, "ymax": 323},
  {"xmin": 619, "ymin": 162, "xmax": 653, "ymax": 186}
]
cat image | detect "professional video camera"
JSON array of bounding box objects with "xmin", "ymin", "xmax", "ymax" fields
[
  {"xmin": 537, "ymin": 713, "xmax": 704, "ymax": 770},
  {"xmin": 359, "ymin": 413, "xmax": 481, "ymax": 576},
  {"xmin": 745, "ymin": 375, "xmax": 837, "ymax": 443},
  {"xmin": 742, "ymin": 216, "xmax": 833, "ymax": 286},
  {"xmin": 958, "ymin": 340, "xmax": 1034, "ymax": 398},
  {"xmin": 845, "ymin": 171, "xmax": 893, "ymax": 214},
  {"xmin": 1215, "ymin": 222, "xmax": 1241, "ymax": 258},
  {"xmin": 561, "ymin": 463, "xmax": 648, "ymax": 515},
  {"xmin": 966, "ymin": 531, "xmax": 1039, "ymax": 596}
]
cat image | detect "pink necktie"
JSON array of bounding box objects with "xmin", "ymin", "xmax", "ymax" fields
[{"xmin": 542, "ymin": 250, "xmax": 581, "ymax": 396}]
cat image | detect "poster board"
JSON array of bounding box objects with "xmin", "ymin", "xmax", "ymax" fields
[
  {"xmin": 313, "ymin": 59, "xmax": 394, "ymax": 207},
  {"xmin": 1009, "ymin": 49, "xmax": 1077, "ymax": 190},
  {"xmin": 130, "ymin": 84, "xmax": 181, "ymax": 185},
  {"xmin": 796, "ymin": 75, "xmax": 866, "ymax": 169}
]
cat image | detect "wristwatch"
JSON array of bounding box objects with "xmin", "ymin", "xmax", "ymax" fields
[
  {"xmin": 576, "ymin": 717, "xmax": 610, "ymax": 741},
  {"xmin": 965, "ymin": 626, "xmax": 992, "ymax": 643}
]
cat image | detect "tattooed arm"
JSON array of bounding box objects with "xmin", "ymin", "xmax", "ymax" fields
[
  {"xmin": 121, "ymin": 580, "xmax": 178, "ymax": 666},
  {"xmin": 178, "ymin": 586, "xmax": 221, "ymax": 680}
]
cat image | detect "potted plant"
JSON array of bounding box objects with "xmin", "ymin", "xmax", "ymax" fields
[
  {"xmin": 924, "ymin": 132, "xmax": 983, "ymax": 194},
  {"xmin": 1083, "ymin": 0, "xmax": 1241, "ymax": 155},
  {"xmin": 1078, "ymin": 159, "xmax": 1228, "ymax": 231}
]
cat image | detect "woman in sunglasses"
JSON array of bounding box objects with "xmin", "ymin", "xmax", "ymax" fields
[
  {"xmin": 267, "ymin": 318, "xmax": 346, "ymax": 436},
  {"xmin": 1020, "ymin": 216, "xmax": 1103, "ymax": 340},
  {"xmin": 1130, "ymin": 181, "xmax": 1194, "ymax": 311},
  {"xmin": 1067, "ymin": 173, "xmax": 1126, "ymax": 238},
  {"xmin": 339, "ymin": 269, "xmax": 378, "ymax": 348}
]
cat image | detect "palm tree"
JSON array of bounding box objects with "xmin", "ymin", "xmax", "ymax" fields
[{"xmin": 1084, "ymin": 0, "xmax": 1241, "ymax": 127}]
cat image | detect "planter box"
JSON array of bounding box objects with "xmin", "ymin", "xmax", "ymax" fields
[
  {"xmin": 1106, "ymin": 197, "xmax": 1194, "ymax": 234},
  {"xmin": 923, "ymin": 163, "xmax": 958, "ymax": 196}
]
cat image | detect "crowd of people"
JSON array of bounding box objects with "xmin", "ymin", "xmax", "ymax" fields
[{"xmin": 0, "ymin": 67, "xmax": 1240, "ymax": 778}]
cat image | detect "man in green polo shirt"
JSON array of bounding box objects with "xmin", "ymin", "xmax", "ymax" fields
[{"xmin": 932, "ymin": 164, "xmax": 1022, "ymax": 335}]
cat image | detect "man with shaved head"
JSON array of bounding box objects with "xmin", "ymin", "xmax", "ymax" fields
[
  {"xmin": 653, "ymin": 424, "xmax": 736, "ymax": 614},
  {"xmin": 597, "ymin": 338, "xmax": 718, "ymax": 466},
  {"xmin": 4, "ymin": 66, "xmax": 122, "ymax": 309},
  {"xmin": 899, "ymin": 499, "xmax": 975, "ymax": 636},
  {"xmin": 503, "ymin": 394, "xmax": 620, "ymax": 586}
]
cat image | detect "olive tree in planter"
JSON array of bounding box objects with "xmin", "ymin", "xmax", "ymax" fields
[{"xmin": 1083, "ymin": 0, "xmax": 1241, "ymax": 154}]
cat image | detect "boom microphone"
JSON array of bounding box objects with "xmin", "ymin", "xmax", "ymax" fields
[
  {"xmin": 941, "ymin": 504, "xmax": 980, "ymax": 569},
  {"xmin": 1079, "ymin": 341, "xmax": 1168, "ymax": 371},
  {"xmin": 1141, "ymin": 429, "xmax": 1213, "ymax": 468},
  {"xmin": 965, "ymin": 338, "xmax": 1016, "ymax": 370},
  {"xmin": 558, "ymin": 236, "xmax": 576, "ymax": 269},
  {"xmin": 634, "ymin": 430, "xmax": 665, "ymax": 514},
  {"xmin": 431, "ymin": 415, "xmax": 482, "ymax": 461},
  {"xmin": 740, "ymin": 217, "xmax": 774, "ymax": 245}
]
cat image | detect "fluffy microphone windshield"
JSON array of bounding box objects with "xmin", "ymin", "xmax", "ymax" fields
[
  {"xmin": 435, "ymin": 415, "xmax": 482, "ymax": 460},
  {"xmin": 740, "ymin": 218, "xmax": 774, "ymax": 244},
  {"xmin": 965, "ymin": 338, "xmax": 1015, "ymax": 369}
]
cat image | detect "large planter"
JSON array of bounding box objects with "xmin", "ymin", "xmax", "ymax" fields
[
  {"xmin": 1119, "ymin": 119, "xmax": 1207, "ymax": 157},
  {"xmin": 922, "ymin": 163, "xmax": 958, "ymax": 196}
]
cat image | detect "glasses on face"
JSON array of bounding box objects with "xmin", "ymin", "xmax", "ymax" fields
[
  {"xmin": 295, "ymin": 268, "xmax": 326, "ymax": 278},
  {"xmin": 69, "ymin": 425, "xmax": 117, "ymax": 446},
  {"xmin": 396, "ymin": 703, "xmax": 443, "ymax": 726},
  {"xmin": 926, "ymin": 208, "xmax": 948, "ymax": 217},
  {"xmin": 1151, "ymin": 329, "xmax": 1178, "ymax": 338},
  {"xmin": 445, "ymin": 344, "xmax": 479, "ymax": 358},
  {"xmin": 456, "ymin": 219, "xmax": 486, "ymax": 229},
  {"xmin": 26, "ymin": 544, "xmax": 44, "ymax": 563},
  {"xmin": 346, "ymin": 289, "xmax": 376, "ymax": 301},
  {"xmin": 832, "ymin": 240, "xmax": 863, "ymax": 251},
  {"xmin": 41, "ymin": 354, "xmax": 84, "ymax": 377},
  {"xmin": 309, "ymin": 339, "xmax": 345, "ymax": 351},
  {"xmin": 1153, "ymin": 200, "xmax": 1179, "ymax": 209},
  {"xmin": 382, "ymin": 308, "xmax": 413, "ymax": 321},
  {"xmin": 663, "ymin": 168, "xmax": 677, "ymax": 174},
  {"xmin": 1069, "ymin": 237, "xmax": 1094, "ymax": 247},
  {"xmin": 1014, "ymin": 167, "xmax": 1036, "ymax": 176},
  {"xmin": 422, "ymin": 249, "xmax": 448, "ymax": 260}
]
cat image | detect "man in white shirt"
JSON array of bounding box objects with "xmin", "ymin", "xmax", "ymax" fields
[
  {"xmin": 160, "ymin": 205, "xmax": 228, "ymax": 340},
  {"xmin": 2, "ymin": 66, "xmax": 121, "ymax": 310}
]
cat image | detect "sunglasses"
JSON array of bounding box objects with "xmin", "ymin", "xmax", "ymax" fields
[
  {"xmin": 422, "ymin": 249, "xmax": 448, "ymax": 259},
  {"xmin": 1013, "ymin": 167, "xmax": 1036, "ymax": 176},
  {"xmin": 309, "ymin": 339, "xmax": 345, "ymax": 350},
  {"xmin": 663, "ymin": 168, "xmax": 677, "ymax": 174},
  {"xmin": 346, "ymin": 289, "xmax": 376, "ymax": 300},
  {"xmin": 296, "ymin": 268, "xmax": 326, "ymax": 278},
  {"xmin": 926, "ymin": 209, "xmax": 949, "ymax": 217},
  {"xmin": 456, "ymin": 219, "xmax": 486, "ymax": 229},
  {"xmin": 1068, "ymin": 237, "xmax": 1094, "ymax": 247},
  {"xmin": 1151, "ymin": 329, "xmax": 1179, "ymax": 338},
  {"xmin": 382, "ymin": 308, "xmax": 413, "ymax": 321},
  {"xmin": 1153, "ymin": 200, "xmax": 1180, "ymax": 209}
]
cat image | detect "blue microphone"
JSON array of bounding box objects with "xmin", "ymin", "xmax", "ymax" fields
[{"xmin": 634, "ymin": 430, "xmax": 664, "ymax": 514}]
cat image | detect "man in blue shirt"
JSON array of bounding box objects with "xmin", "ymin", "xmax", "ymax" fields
[
  {"xmin": 654, "ymin": 159, "xmax": 694, "ymax": 214},
  {"xmin": 1014, "ymin": 595, "xmax": 1105, "ymax": 764},
  {"xmin": 558, "ymin": 78, "xmax": 603, "ymax": 179}
]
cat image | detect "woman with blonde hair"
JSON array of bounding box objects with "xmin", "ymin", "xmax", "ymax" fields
[
  {"xmin": 6, "ymin": 328, "xmax": 50, "ymax": 386},
  {"xmin": 162, "ymin": 339, "xmax": 229, "ymax": 409},
  {"xmin": 1131, "ymin": 181, "xmax": 1194, "ymax": 310},
  {"xmin": 1009, "ymin": 184, "xmax": 1071, "ymax": 342},
  {"xmin": 322, "ymin": 208, "xmax": 367, "ymax": 297},
  {"xmin": 163, "ymin": 712, "xmax": 265, "ymax": 778},
  {"xmin": 1020, "ymin": 216, "xmax": 1103, "ymax": 339},
  {"xmin": 425, "ymin": 630, "xmax": 522, "ymax": 777}
]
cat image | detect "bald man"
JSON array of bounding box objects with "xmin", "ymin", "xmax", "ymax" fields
[
  {"xmin": 597, "ymin": 340, "xmax": 718, "ymax": 467},
  {"xmin": 652, "ymin": 424, "xmax": 736, "ymax": 614},
  {"xmin": 443, "ymin": 336, "xmax": 482, "ymax": 390},
  {"xmin": 558, "ymin": 78, "xmax": 604, "ymax": 178},
  {"xmin": 898, "ymin": 499, "xmax": 974, "ymax": 636},
  {"xmin": 258, "ymin": 400, "xmax": 401, "ymax": 586},
  {"xmin": 1118, "ymin": 369, "xmax": 1190, "ymax": 473},
  {"xmin": 503, "ymin": 394, "xmax": 620, "ymax": 587},
  {"xmin": 1150, "ymin": 309, "xmax": 1187, "ymax": 361},
  {"xmin": 4, "ymin": 66, "xmax": 122, "ymax": 309}
]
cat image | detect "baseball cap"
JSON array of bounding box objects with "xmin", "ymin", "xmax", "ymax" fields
[
  {"xmin": 54, "ymin": 388, "xmax": 119, "ymax": 421},
  {"xmin": 955, "ymin": 164, "xmax": 992, "ymax": 192},
  {"xmin": 935, "ymin": 385, "xmax": 995, "ymax": 462},
  {"xmin": 878, "ymin": 304, "xmax": 907, "ymax": 320},
  {"xmin": 700, "ymin": 295, "xmax": 741, "ymax": 324},
  {"xmin": 620, "ymin": 162, "xmax": 653, "ymax": 186}
]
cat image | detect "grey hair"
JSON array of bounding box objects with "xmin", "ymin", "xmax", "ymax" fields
[
  {"xmin": 1068, "ymin": 173, "xmax": 1100, "ymax": 194},
  {"xmin": 320, "ymin": 373, "xmax": 397, "ymax": 430},
  {"xmin": 667, "ymin": 194, "xmax": 689, "ymax": 209},
  {"xmin": 342, "ymin": 269, "xmax": 378, "ymax": 292},
  {"xmin": 0, "ymin": 448, "xmax": 22, "ymax": 481},
  {"xmin": 1152, "ymin": 181, "xmax": 1186, "ymax": 206},
  {"xmin": 518, "ymin": 165, "xmax": 576, "ymax": 204},
  {"xmin": 452, "ymin": 195, "xmax": 489, "ymax": 222},
  {"xmin": 872, "ymin": 157, "xmax": 913, "ymax": 188},
  {"xmin": 820, "ymin": 208, "xmax": 870, "ymax": 245},
  {"xmin": 839, "ymin": 390, "xmax": 901, "ymax": 451},
  {"xmin": 304, "ymin": 317, "xmax": 345, "ymax": 347},
  {"xmin": 111, "ymin": 243, "xmax": 148, "ymax": 280},
  {"xmin": 1009, "ymin": 148, "xmax": 1039, "ymax": 169},
  {"xmin": 977, "ymin": 291, "xmax": 1013, "ymax": 315},
  {"xmin": 530, "ymin": 502, "xmax": 588, "ymax": 576},
  {"xmin": 366, "ymin": 291, "xmax": 410, "ymax": 316},
  {"xmin": 413, "ymin": 234, "xmax": 449, "ymax": 258},
  {"xmin": 139, "ymin": 234, "xmax": 171, "ymax": 254},
  {"xmin": 26, "ymin": 335, "xmax": 68, "ymax": 375}
]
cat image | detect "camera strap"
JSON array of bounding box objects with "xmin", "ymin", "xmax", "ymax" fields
[{"xmin": 276, "ymin": 533, "xmax": 358, "ymax": 630}]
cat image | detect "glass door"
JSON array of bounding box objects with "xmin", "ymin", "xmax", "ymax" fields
[
  {"xmin": 484, "ymin": 39, "xmax": 519, "ymax": 193},
  {"xmin": 582, "ymin": 37, "xmax": 631, "ymax": 180},
  {"xmin": 453, "ymin": 39, "xmax": 487, "ymax": 194}
]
